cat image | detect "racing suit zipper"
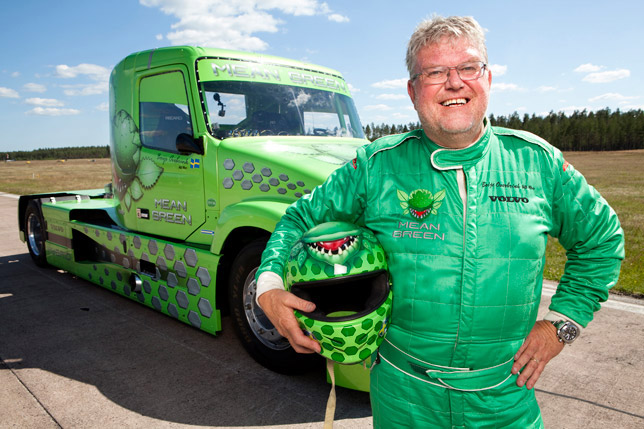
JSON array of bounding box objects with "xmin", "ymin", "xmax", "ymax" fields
[{"xmin": 453, "ymin": 167, "xmax": 467, "ymax": 351}]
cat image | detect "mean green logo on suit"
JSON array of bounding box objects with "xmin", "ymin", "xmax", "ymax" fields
[{"xmin": 398, "ymin": 188, "xmax": 446, "ymax": 220}]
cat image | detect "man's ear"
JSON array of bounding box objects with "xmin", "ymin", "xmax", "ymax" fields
[{"xmin": 407, "ymin": 79, "xmax": 416, "ymax": 106}]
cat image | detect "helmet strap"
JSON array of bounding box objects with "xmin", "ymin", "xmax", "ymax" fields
[{"xmin": 324, "ymin": 358, "xmax": 337, "ymax": 429}]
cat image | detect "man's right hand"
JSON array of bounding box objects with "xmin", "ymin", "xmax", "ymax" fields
[{"xmin": 258, "ymin": 289, "xmax": 322, "ymax": 354}]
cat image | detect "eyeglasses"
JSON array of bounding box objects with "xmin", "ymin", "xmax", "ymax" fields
[{"xmin": 411, "ymin": 61, "xmax": 487, "ymax": 85}]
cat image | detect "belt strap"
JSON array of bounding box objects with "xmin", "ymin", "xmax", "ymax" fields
[{"xmin": 378, "ymin": 339, "xmax": 514, "ymax": 391}]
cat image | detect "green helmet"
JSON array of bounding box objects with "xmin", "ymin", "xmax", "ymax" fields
[{"xmin": 285, "ymin": 222, "xmax": 392, "ymax": 364}]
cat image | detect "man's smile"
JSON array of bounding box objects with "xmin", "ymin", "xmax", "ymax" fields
[{"xmin": 440, "ymin": 98, "xmax": 469, "ymax": 107}]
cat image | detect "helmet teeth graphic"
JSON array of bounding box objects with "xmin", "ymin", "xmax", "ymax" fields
[
  {"xmin": 307, "ymin": 234, "xmax": 359, "ymax": 264},
  {"xmin": 285, "ymin": 222, "xmax": 392, "ymax": 364},
  {"xmin": 310, "ymin": 235, "xmax": 356, "ymax": 257}
]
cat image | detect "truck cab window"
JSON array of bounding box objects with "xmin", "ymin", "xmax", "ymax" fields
[
  {"xmin": 139, "ymin": 71, "xmax": 193, "ymax": 153},
  {"xmin": 200, "ymin": 80, "xmax": 364, "ymax": 140}
]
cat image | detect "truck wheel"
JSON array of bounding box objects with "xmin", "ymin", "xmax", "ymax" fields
[
  {"xmin": 228, "ymin": 239, "xmax": 319, "ymax": 374},
  {"xmin": 25, "ymin": 200, "xmax": 49, "ymax": 267}
]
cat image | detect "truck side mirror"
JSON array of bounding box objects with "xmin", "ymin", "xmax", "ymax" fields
[{"xmin": 176, "ymin": 133, "xmax": 204, "ymax": 155}]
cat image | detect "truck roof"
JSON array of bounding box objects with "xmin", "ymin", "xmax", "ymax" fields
[{"xmin": 121, "ymin": 46, "xmax": 344, "ymax": 79}]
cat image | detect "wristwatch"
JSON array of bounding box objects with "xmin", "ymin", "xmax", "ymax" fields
[{"xmin": 549, "ymin": 320, "xmax": 579, "ymax": 344}]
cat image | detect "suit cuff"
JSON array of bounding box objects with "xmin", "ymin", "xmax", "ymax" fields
[{"xmin": 255, "ymin": 271, "xmax": 285, "ymax": 309}]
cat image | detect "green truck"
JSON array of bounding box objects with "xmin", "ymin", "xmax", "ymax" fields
[{"xmin": 18, "ymin": 46, "xmax": 369, "ymax": 387}]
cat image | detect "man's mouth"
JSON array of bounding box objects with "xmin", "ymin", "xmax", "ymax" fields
[{"xmin": 441, "ymin": 98, "xmax": 468, "ymax": 107}]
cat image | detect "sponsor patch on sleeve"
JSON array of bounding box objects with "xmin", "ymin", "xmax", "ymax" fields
[
  {"xmin": 563, "ymin": 160, "xmax": 570, "ymax": 172},
  {"xmin": 352, "ymin": 158, "xmax": 357, "ymax": 170}
]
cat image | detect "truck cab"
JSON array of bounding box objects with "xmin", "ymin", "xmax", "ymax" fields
[{"xmin": 111, "ymin": 47, "xmax": 364, "ymax": 245}]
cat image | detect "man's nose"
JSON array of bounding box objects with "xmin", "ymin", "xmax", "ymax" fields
[{"xmin": 444, "ymin": 69, "xmax": 464, "ymax": 89}]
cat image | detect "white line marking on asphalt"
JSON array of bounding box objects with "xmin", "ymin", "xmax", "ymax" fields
[{"xmin": 0, "ymin": 192, "xmax": 19, "ymax": 199}]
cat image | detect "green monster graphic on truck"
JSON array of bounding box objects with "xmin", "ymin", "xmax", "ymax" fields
[
  {"xmin": 285, "ymin": 222, "xmax": 392, "ymax": 364},
  {"xmin": 111, "ymin": 110, "xmax": 164, "ymax": 211}
]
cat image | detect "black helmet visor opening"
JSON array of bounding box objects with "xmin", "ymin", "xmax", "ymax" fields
[{"xmin": 290, "ymin": 269, "xmax": 390, "ymax": 322}]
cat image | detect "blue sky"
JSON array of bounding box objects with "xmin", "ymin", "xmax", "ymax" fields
[{"xmin": 1, "ymin": 0, "xmax": 643, "ymax": 152}]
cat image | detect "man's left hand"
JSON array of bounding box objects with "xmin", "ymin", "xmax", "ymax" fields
[{"xmin": 512, "ymin": 320, "xmax": 565, "ymax": 389}]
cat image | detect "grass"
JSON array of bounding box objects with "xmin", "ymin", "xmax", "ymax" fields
[
  {"xmin": 542, "ymin": 150, "xmax": 644, "ymax": 297},
  {"xmin": 1, "ymin": 152, "xmax": 641, "ymax": 296},
  {"xmin": 0, "ymin": 158, "xmax": 112, "ymax": 194}
]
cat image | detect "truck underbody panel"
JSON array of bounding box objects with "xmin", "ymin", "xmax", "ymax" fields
[{"xmin": 41, "ymin": 197, "xmax": 222, "ymax": 334}]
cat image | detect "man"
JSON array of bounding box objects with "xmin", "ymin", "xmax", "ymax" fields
[{"xmin": 256, "ymin": 15, "xmax": 624, "ymax": 428}]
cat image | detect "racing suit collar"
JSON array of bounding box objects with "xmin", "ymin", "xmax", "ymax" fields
[{"xmin": 425, "ymin": 118, "xmax": 492, "ymax": 171}]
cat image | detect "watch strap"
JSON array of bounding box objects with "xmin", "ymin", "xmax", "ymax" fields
[{"xmin": 543, "ymin": 311, "xmax": 583, "ymax": 334}]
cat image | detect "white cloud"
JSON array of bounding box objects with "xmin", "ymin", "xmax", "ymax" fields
[
  {"xmin": 588, "ymin": 93, "xmax": 638, "ymax": 103},
  {"xmin": 25, "ymin": 97, "xmax": 64, "ymax": 107},
  {"xmin": 537, "ymin": 85, "xmax": 557, "ymax": 92},
  {"xmin": 488, "ymin": 64, "xmax": 507, "ymax": 77},
  {"xmin": 24, "ymin": 83, "xmax": 47, "ymax": 93},
  {"xmin": 573, "ymin": 62, "xmax": 630, "ymax": 84},
  {"xmin": 376, "ymin": 93, "xmax": 407, "ymax": 100},
  {"xmin": 491, "ymin": 83, "xmax": 521, "ymax": 92},
  {"xmin": 60, "ymin": 82, "xmax": 108, "ymax": 96},
  {"xmin": 372, "ymin": 78, "xmax": 408, "ymax": 89},
  {"xmin": 622, "ymin": 103, "xmax": 644, "ymax": 111},
  {"xmin": 156, "ymin": 34, "xmax": 164, "ymax": 40},
  {"xmin": 363, "ymin": 109, "xmax": 417, "ymax": 125},
  {"xmin": 574, "ymin": 63, "xmax": 603, "ymax": 73},
  {"xmin": 96, "ymin": 102, "xmax": 110, "ymax": 111},
  {"xmin": 55, "ymin": 63, "xmax": 110, "ymax": 96},
  {"xmin": 26, "ymin": 107, "xmax": 81, "ymax": 116},
  {"xmin": 347, "ymin": 83, "xmax": 359, "ymax": 93},
  {"xmin": 55, "ymin": 64, "xmax": 110, "ymax": 81},
  {"xmin": 140, "ymin": 0, "xmax": 348, "ymax": 51},
  {"xmin": 257, "ymin": 0, "xmax": 328, "ymax": 15},
  {"xmin": 363, "ymin": 104, "xmax": 392, "ymax": 111},
  {"xmin": 11, "ymin": 71, "xmax": 20, "ymax": 78},
  {"xmin": 328, "ymin": 13, "xmax": 349, "ymax": 23},
  {"xmin": 391, "ymin": 112, "xmax": 411, "ymax": 118},
  {"xmin": 0, "ymin": 87, "xmax": 19, "ymax": 98},
  {"xmin": 582, "ymin": 69, "xmax": 630, "ymax": 83}
]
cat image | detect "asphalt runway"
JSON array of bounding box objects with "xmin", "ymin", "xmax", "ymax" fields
[{"xmin": 1, "ymin": 192, "xmax": 643, "ymax": 428}]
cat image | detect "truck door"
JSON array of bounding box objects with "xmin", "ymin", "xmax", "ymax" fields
[{"xmin": 129, "ymin": 68, "xmax": 206, "ymax": 241}]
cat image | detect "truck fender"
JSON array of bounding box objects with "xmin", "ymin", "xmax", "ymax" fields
[{"xmin": 210, "ymin": 200, "xmax": 293, "ymax": 254}]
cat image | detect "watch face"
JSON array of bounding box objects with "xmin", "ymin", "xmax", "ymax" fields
[{"xmin": 560, "ymin": 322, "xmax": 579, "ymax": 343}]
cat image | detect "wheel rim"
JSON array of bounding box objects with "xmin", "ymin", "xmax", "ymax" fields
[
  {"xmin": 243, "ymin": 267, "xmax": 291, "ymax": 351},
  {"xmin": 27, "ymin": 212, "xmax": 44, "ymax": 257}
]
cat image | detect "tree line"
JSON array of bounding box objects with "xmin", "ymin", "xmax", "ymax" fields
[
  {"xmin": 6, "ymin": 108, "xmax": 644, "ymax": 159},
  {"xmin": 5, "ymin": 146, "xmax": 110, "ymax": 161},
  {"xmin": 366, "ymin": 108, "xmax": 644, "ymax": 151}
]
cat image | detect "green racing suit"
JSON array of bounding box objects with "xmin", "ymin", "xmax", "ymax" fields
[{"xmin": 257, "ymin": 123, "xmax": 624, "ymax": 428}]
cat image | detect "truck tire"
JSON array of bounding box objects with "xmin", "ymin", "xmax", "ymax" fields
[
  {"xmin": 228, "ymin": 239, "xmax": 320, "ymax": 374},
  {"xmin": 24, "ymin": 200, "xmax": 49, "ymax": 268}
]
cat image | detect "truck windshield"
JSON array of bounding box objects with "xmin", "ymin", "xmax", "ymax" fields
[{"xmin": 201, "ymin": 81, "xmax": 365, "ymax": 139}]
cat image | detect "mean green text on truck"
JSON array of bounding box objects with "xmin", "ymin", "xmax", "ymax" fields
[{"xmin": 18, "ymin": 46, "xmax": 368, "ymax": 379}]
